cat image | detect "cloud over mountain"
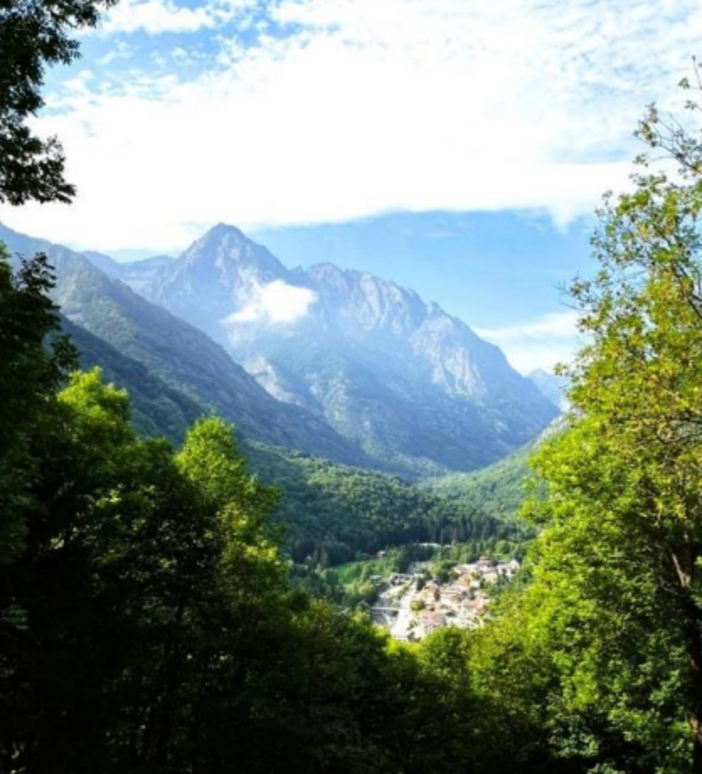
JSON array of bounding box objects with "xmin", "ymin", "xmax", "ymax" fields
[{"xmin": 227, "ymin": 279, "xmax": 317, "ymax": 325}]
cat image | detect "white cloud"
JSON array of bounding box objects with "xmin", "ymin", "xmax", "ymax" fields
[
  {"xmin": 98, "ymin": 0, "xmax": 256, "ymax": 35},
  {"xmin": 477, "ymin": 311, "xmax": 581, "ymax": 374},
  {"xmin": 2, "ymin": 0, "xmax": 701, "ymax": 250},
  {"xmin": 97, "ymin": 40, "xmax": 133, "ymax": 65},
  {"xmin": 227, "ymin": 279, "xmax": 317, "ymax": 324},
  {"xmin": 100, "ymin": 0, "xmax": 221, "ymax": 34}
]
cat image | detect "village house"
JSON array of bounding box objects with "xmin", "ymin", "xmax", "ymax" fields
[
  {"xmin": 440, "ymin": 586, "xmax": 466, "ymax": 605},
  {"xmin": 418, "ymin": 581, "xmax": 441, "ymax": 603},
  {"xmin": 419, "ymin": 610, "xmax": 446, "ymax": 635}
]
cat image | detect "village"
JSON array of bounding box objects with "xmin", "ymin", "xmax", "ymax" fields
[{"xmin": 370, "ymin": 556, "xmax": 521, "ymax": 641}]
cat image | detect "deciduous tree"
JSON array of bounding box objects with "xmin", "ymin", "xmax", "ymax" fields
[{"xmin": 0, "ymin": 0, "xmax": 115, "ymax": 204}]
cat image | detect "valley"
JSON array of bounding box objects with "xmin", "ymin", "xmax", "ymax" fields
[
  {"xmin": 369, "ymin": 555, "xmax": 520, "ymax": 642},
  {"xmin": 2, "ymin": 4, "xmax": 698, "ymax": 770},
  {"xmin": 0, "ymin": 218, "xmax": 554, "ymax": 570}
]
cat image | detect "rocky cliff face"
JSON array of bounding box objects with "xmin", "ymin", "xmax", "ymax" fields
[{"xmin": 129, "ymin": 224, "xmax": 558, "ymax": 476}]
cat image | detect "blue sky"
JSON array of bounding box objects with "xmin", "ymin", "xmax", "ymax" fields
[{"xmin": 0, "ymin": 0, "xmax": 699, "ymax": 371}]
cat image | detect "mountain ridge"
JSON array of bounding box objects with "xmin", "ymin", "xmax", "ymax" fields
[
  {"xmin": 108, "ymin": 222, "xmax": 559, "ymax": 474},
  {"xmin": 1, "ymin": 219, "xmax": 558, "ymax": 476},
  {"xmin": 528, "ymin": 368, "xmax": 569, "ymax": 411}
]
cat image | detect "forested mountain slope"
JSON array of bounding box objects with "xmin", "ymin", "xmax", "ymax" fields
[
  {"xmin": 62, "ymin": 316, "xmax": 203, "ymax": 440},
  {"xmin": 424, "ymin": 443, "xmax": 534, "ymax": 520},
  {"xmin": 247, "ymin": 444, "xmax": 531, "ymax": 565},
  {"xmin": 424, "ymin": 417, "xmax": 566, "ymax": 519}
]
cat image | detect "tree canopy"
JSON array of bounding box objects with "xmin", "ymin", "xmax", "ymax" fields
[
  {"xmin": 0, "ymin": 246, "xmax": 74, "ymax": 563},
  {"xmin": 0, "ymin": 0, "xmax": 114, "ymax": 205}
]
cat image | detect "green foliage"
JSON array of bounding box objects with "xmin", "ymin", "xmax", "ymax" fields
[
  {"xmin": 251, "ymin": 445, "xmax": 529, "ymax": 565},
  {"xmin": 542, "ymin": 86, "xmax": 702, "ymax": 769},
  {"xmin": 0, "ymin": 0, "xmax": 114, "ymax": 204},
  {"xmin": 0, "ymin": 367, "xmax": 481, "ymax": 773},
  {"xmin": 0, "ymin": 246, "xmax": 75, "ymax": 563},
  {"xmin": 467, "ymin": 586, "xmax": 562, "ymax": 772},
  {"xmin": 177, "ymin": 417, "xmax": 280, "ymax": 520},
  {"xmin": 0, "ymin": 369, "xmax": 302, "ymax": 771}
]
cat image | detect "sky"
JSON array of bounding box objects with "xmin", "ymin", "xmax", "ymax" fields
[{"xmin": 1, "ymin": 0, "xmax": 700, "ymax": 372}]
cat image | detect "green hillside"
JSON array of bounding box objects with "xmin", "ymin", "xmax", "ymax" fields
[
  {"xmin": 248, "ymin": 445, "xmax": 533, "ymax": 565},
  {"xmin": 64, "ymin": 316, "xmax": 202, "ymax": 441},
  {"xmin": 423, "ymin": 439, "xmax": 537, "ymax": 520}
]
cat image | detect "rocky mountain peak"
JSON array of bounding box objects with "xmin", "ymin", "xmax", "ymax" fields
[{"xmin": 181, "ymin": 223, "xmax": 287, "ymax": 281}]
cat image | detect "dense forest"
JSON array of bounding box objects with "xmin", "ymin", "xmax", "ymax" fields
[
  {"xmin": 423, "ymin": 436, "xmax": 536, "ymax": 520},
  {"xmin": 5, "ymin": 1, "xmax": 702, "ymax": 772},
  {"xmin": 250, "ymin": 445, "xmax": 532, "ymax": 565}
]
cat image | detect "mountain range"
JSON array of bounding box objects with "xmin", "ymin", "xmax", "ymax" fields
[{"xmin": 1, "ymin": 220, "xmax": 558, "ymax": 478}]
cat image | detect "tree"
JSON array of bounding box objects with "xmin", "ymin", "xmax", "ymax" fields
[
  {"xmin": 523, "ymin": 423, "xmax": 690, "ymax": 771},
  {"xmin": 468, "ymin": 584, "xmax": 560, "ymax": 773},
  {"xmin": 0, "ymin": 372, "xmax": 292, "ymax": 772},
  {"xmin": 0, "ymin": 0, "xmax": 115, "ymax": 205},
  {"xmin": 521, "ymin": 72, "xmax": 702, "ymax": 771},
  {"xmin": 0, "ymin": 246, "xmax": 74, "ymax": 563},
  {"xmin": 0, "ymin": 370, "xmax": 195, "ymax": 772}
]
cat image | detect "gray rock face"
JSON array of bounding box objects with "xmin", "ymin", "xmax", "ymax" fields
[
  {"xmin": 146, "ymin": 224, "xmax": 290, "ymax": 345},
  {"xmin": 126, "ymin": 224, "xmax": 559, "ymax": 476}
]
